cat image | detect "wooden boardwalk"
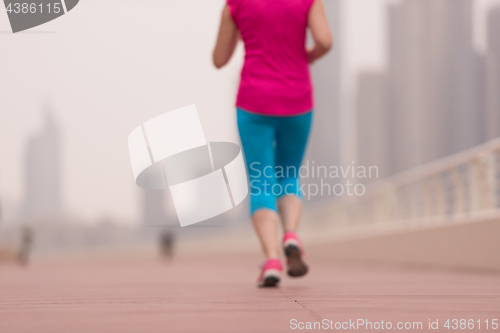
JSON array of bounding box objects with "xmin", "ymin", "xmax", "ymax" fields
[{"xmin": 1, "ymin": 255, "xmax": 499, "ymax": 332}]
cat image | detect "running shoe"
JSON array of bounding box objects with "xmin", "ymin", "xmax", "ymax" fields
[
  {"xmin": 283, "ymin": 231, "xmax": 308, "ymax": 277},
  {"xmin": 257, "ymin": 258, "xmax": 282, "ymax": 287}
]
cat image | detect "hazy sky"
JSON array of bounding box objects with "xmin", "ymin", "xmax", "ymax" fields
[{"xmin": 1, "ymin": 0, "xmax": 499, "ymax": 225}]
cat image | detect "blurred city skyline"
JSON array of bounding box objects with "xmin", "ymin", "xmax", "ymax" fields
[
  {"xmin": 0, "ymin": 0, "xmax": 499, "ymax": 226},
  {"xmin": 357, "ymin": 0, "xmax": 500, "ymax": 178},
  {"xmin": 24, "ymin": 105, "xmax": 62, "ymax": 219}
]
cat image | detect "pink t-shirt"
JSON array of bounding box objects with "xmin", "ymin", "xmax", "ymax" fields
[{"xmin": 227, "ymin": 0, "xmax": 315, "ymax": 116}]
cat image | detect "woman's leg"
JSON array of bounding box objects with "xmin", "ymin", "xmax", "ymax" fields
[
  {"xmin": 252, "ymin": 209, "xmax": 281, "ymax": 258},
  {"xmin": 275, "ymin": 111, "xmax": 312, "ymax": 277},
  {"xmin": 277, "ymin": 195, "xmax": 302, "ymax": 232},
  {"xmin": 275, "ymin": 111, "xmax": 313, "ymax": 231},
  {"xmin": 237, "ymin": 109, "xmax": 280, "ymax": 259}
]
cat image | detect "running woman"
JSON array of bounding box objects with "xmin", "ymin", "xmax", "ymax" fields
[{"xmin": 213, "ymin": 0, "xmax": 332, "ymax": 287}]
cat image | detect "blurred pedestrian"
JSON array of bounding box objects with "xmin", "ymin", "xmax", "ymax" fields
[
  {"xmin": 159, "ymin": 230, "xmax": 175, "ymax": 260},
  {"xmin": 18, "ymin": 225, "xmax": 34, "ymax": 265}
]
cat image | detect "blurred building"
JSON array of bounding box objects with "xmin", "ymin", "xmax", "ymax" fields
[
  {"xmin": 356, "ymin": 72, "xmax": 389, "ymax": 179},
  {"xmin": 385, "ymin": 0, "xmax": 428, "ymax": 174},
  {"xmin": 357, "ymin": 0, "xmax": 488, "ymax": 178},
  {"xmin": 485, "ymin": 6, "xmax": 500, "ymax": 141},
  {"xmin": 24, "ymin": 109, "xmax": 62, "ymax": 219}
]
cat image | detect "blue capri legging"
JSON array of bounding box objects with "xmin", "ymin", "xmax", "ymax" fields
[{"xmin": 237, "ymin": 108, "xmax": 313, "ymax": 215}]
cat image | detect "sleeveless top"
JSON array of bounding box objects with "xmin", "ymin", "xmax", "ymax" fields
[{"xmin": 227, "ymin": 0, "xmax": 315, "ymax": 115}]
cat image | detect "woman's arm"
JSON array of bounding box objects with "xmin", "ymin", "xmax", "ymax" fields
[
  {"xmin": 307, "ymin": 0, "xmax": 333, "ymax": 64},
  {"xmin": 213, "ymin": 4, "xmax": 240, "ymax": 69}
]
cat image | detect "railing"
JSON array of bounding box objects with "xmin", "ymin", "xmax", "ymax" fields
[{"xmin": 312, "ymin": 138, "xmax": 500, "ymax": 235}]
